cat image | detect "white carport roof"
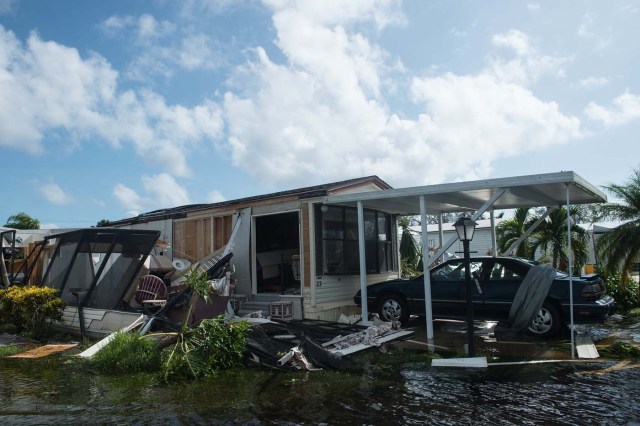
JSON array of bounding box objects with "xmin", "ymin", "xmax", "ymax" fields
[
  {"xmin": 322, "ymin": 171, "xmax": 607, "ymax": 359},
  {"xmin": 323, "ymin": 171, "xmax": 606, "ymax": 215}
]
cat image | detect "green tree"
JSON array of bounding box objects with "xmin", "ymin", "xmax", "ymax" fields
[
  {"xmin": 496, "ymin": 207, "xmax": 533, "ymax": 258},
  {"xmin": 596, "ymin": 168, "xmax": 640, "ymax": 279},
  {"xmin": 398, "ymin": 216, "xmax": 422, "ymax": 277},
  {"xmin": 96, "ymin": 219, "xmax": 111, "ymax": 227},
  {"xmin": 4, "ymin": 212, "xmax": 39, "ymax": 230},
  {"xmin": 530, "ymin": 207, "xmax": 589, "ymax": 272}
]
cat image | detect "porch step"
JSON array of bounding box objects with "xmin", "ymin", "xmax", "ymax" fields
[
  {"xmin": 235, "ymin": 293, "xmax": 282, "ymax": 318},
  {"xmin": 237, "ymin": 301, "xmax": 271, "ymax": 318}
]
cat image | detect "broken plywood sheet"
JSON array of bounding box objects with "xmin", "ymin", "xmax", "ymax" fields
[{"xmin": 7, "ymin": 343, "xmax": 78, "ymax": 359}]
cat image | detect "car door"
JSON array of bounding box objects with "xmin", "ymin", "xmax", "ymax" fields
[
  {"xmin": 430, "ymin": 259, "xmax": 484, "ymax": 319},
  {"xmin": 475, "ymin": 259, "xmax": 526, "ymax": 320}
]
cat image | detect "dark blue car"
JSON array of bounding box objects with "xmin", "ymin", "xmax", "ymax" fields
[{"xmin": 354, "ymin": 256, "xmax": 615, "ymax": 337}]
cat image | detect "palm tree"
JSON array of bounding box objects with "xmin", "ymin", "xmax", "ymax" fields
[
  {"xmin": 596, "ymin": 168, "xmax": 640, "ymax": 278},
  {"xmin": 4, "ymin": 212, "xmax": 39, "ymax": 230},
  {"xmin": 530, "ymin": 207, "xmax": 589, "ymax": 272},
  {"xmin": 496, "ymin": 207, "xmax": 533, "ymax": 258}
]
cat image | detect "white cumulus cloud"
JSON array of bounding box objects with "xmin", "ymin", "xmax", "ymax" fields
[
  {"xmin": 142, "ymin": 173, "xmax": 191, "ymax": 207},
  {"xmin": 489, "ymin": 29, "xmax": 568, "ymax": 85},
  {"xmin": 113, "ymin": 174, "xmax": 191, "ymax": 216},
  {"xmin": 0, "ymin": 25, "xmax": 224, "ymax": 177},
  {"xmin": 113, "ymin": 183, "xmax": 145, "ymax": 214},
  {"xmin": 585, "ymin": 92, "xmax": 640, "ymax": 127},
  {"xmin": 579, "ymin": 76, "xmax": 609, "ymax": 89},
  {"xmin": 220, "ymin": 2, "xmax": 581, "ymax": 187},
  {"xmin": 40, "ymin": 182, "xmax": 74, "ymax": 205},
  {"xmin": 0, "ymin": 26, "xmax": 118, "ymax": 154},
  {"xmin": 207, "ymin": 190, "xmax": 226, "ymax": 203}
]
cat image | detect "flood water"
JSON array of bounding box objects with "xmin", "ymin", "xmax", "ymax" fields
[{"xmin": 1, "ymin": 348, "xmax": 639, "ymax": 425}]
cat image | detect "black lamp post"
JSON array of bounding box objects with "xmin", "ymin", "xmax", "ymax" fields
[{"xmin": 454, "ymin": 216, "xmax": 478, "ymax": 357}]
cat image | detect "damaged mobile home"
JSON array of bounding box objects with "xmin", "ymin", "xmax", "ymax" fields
[
  {"xmin": 106, "ymin": 176, "xmax": 398, "ymax": 323},
  {"xmin": 3, "ymin": 171, "xmax": 608, "ymax": 365}
]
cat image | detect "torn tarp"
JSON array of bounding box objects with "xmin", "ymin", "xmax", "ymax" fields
[
  {"xmin": 494, "ymin": 264, "xmax": 557, "ymax": 339},
  {"xmin": 508, "ymin": 264, "xmax": 556, "ymax": 331}
]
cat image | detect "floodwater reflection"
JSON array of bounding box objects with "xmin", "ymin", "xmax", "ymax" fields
[{"xmin": 1, "ymin": 351, "xmax": 639, "ymax": 425}]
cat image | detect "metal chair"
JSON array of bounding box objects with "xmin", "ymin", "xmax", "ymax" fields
[{"xmin": 134, "ymin": 274, "xmax": 168, "ymax": 306}]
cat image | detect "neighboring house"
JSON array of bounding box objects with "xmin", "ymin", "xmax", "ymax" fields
[
  {"xmin": 1, "ymin": 227, "xmax": 75, "ymax": 286},
  {"xmin": 408, "ymin": 218, "xmax": 506, "ymax": 259},
  {"xmin": 107, "ymin": 176, "xmax": 398, "ymax": 321}
]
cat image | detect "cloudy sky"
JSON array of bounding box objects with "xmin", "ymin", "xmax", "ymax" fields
[{"xmin": 1, "ymin": 0, "xmax": 639, "ymax": 228}]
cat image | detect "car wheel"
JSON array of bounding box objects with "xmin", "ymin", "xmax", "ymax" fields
[
  {"xmin": 527, "ymin": 301, "xmax": 561, "ymax": 338},
  {"xmin": 378, "ymin": 294, "xmax": 408, "ymax": 324}
]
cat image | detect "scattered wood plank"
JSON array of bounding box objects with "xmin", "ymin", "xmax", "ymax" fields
[
  {"xmin": 6, "ymin": 343, "xmax": 78, "ymax": 359},
  {"xmin": 488, "ymin": 359, "xmax": 603, "ymax": 366},
  {"xmin": 576, "ymin": 335, "xmax": 599, "ymax": 359},
  {"xmin": 431, "ymin": 356, "xmax": 488, "ymax": 368}
]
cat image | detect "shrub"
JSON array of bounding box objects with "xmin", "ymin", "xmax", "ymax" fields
[
  {"xmin": 163, "ymin": 316, "xmax": 251, "ymax": 381},
  {"xmin": 596, "ymin": 266, "xmax": 640, "ymax": 311},
  {"xmin": 92, "ymin": 331, "xmax": 162, "ymax": 374},
  {"xmin": 0, "ymin": 286, "xmax": 65, "ymax": 337}
]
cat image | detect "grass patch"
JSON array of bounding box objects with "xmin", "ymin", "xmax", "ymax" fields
[
  {"xmin": 599, "ymin": 342, "xmax": 640, "ymax": 360},
  {"xmin": 0, "ymin": 344, "xmax": 31, "ymax": 357},
  {"xmin": 626, "ymin": 307, "xmax": 640, "ymax": 318},
  {"xmin": 91, "ymin": 331, "xmax": 161, "ymax": 374}
]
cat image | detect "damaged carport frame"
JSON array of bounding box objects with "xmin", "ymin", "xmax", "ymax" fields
[
  {"xmin": 38, "ymin": 228, "xmax": 160, "ymax": 337},
  {"xmin": 323, "ymin": 171, "xmax": 608, "ymax": 359}
]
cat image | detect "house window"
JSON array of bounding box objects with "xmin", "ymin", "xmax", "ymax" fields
[{"xmin": 316, "ymin": 205, "xmax": 394, "ymax": 274}]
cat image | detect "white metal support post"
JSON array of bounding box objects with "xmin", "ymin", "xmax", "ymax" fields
[
  {"xmin": 490, "ymin": 210, "xmax": 497, "ymax": 257},
  {"xmin": 357, "ymin": 201, "xmax": 369, "ymax": 324},
  {"xmin": 566, "ymin": 185, "xmax": 575, "ymax": 359},
  {"xmin": 438, "ymin": 213, "xmax": 444, "ymax": 263},
  {"xmin": 419, "ymin": 196, "xmax": 434, "ymax": 343}
]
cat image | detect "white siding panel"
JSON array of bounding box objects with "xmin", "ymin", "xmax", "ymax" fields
[
  {"xmin": 426, "ymin": 229, "xmax": 496, "ymax": 257},
  {"xmin": 315, "ymin": 276, "xmax": 358, "ymax": 305},
  {"xmin": 315, "ymin": 272, "xmax": 398, "ymax": 306}
]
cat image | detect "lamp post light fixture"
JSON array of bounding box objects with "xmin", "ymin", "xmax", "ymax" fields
[{"xmin": 453, "ymin": 216, "xmax": 478, "ymax": 357}]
